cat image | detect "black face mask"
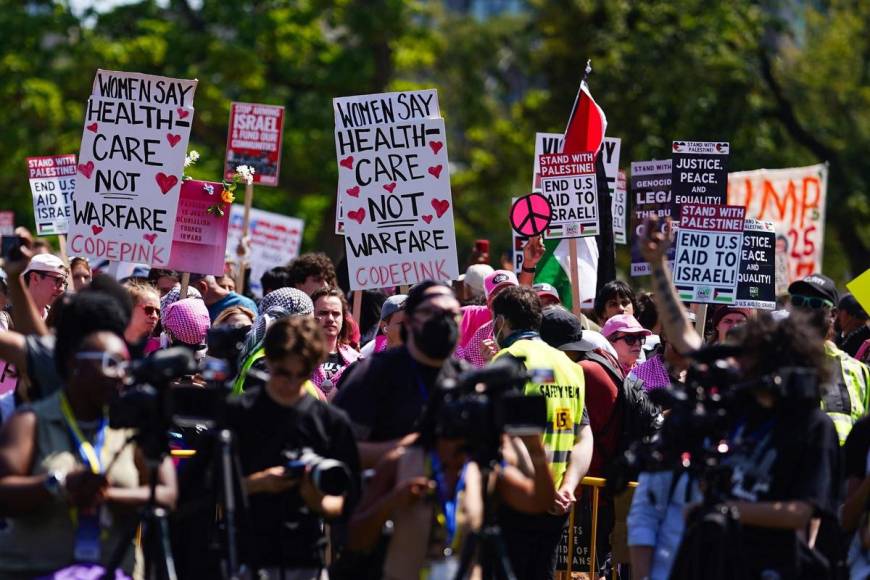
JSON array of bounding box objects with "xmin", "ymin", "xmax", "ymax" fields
[{"xmin": 413, "ymin": 314, "xmax": 459, "ymax": 359}]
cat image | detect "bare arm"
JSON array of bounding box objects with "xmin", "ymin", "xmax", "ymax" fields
[
  {"xmin": 497, "ymin": 435, "xmax": 555, "ymax": 513},
  {"xmin": 842, "ymin": 476, "xmax": 870, "ymax": 532},
  {"xmin": 357, "ymin": 433, "xmax": 418, "ymax": 470},
  {"xmin": 728, "ymin": 500, "xmax": 814, "ymax": 530},
  {"xmin": 0, "ymin": 331, "xmax": 28, "ymax": 374},
  {"xmin": 105, "ymin": 452, "xmax": 178, "ymax": 510},
  {"xmin": 641, "ymin": 216, "xmax": 702, "ymax": 354},
  {"xmin": 560, "ymin": 424, "xmax": 593, "ymax": 494},
  {"xmin": 630, "ymin": 546, "xmax": 654, "ymax": 580},
  {"xmin": 0, "ymin": 411, "xmax": 51, "ymax": 515},
  {"xmin": 5, "ymin": 229, "xmax": 49, "ymax": 338},
  {"xmin": 517, "ymin": 235, "xmax": 545, "ymax": 287}
]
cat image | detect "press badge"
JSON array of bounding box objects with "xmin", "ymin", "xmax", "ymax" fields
[{"xmin": 74, "ymin": 510, "xmax": 102, "ymax": 562}]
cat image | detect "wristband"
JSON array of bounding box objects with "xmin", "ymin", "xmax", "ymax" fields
[{"xmin": 521, "ymin": 266, "xmax": 537, "ymax": 274}]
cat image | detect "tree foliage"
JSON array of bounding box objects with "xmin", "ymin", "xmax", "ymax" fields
[{"xmin": 1, "ymin": 0, "xmax": 866, "ymax": 283}]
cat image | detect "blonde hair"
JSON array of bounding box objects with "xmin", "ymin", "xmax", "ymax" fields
[
  {"xmin": 124, "ymin": 280, "xmax": 159, "ymax": 305},
  {"xmin": 213, "ymin": 305, "xmax": 256, "ymax": 326}
]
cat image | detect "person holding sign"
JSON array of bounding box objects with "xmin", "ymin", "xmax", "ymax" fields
[{"xmin": 0, "ymin": 293, "xmax": 177, "ymax": 577}]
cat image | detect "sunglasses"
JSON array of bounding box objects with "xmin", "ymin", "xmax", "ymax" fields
[
  {"xmin": 790, "ymin": 294, "xmax": 834, "ymax": 310},
  {"xmin": 612, "ymin": 334, "xmax": 646, "ymax": 347},
  {"xmin": 140, "ymin": 305, "xmax": 160, "ymax": 317},
  {"xmin": 39, "ymin": 272, "xmax": 68, "ymax": 289},
  {"xmin": 75, "ymin": 351, "xmax": 129, "ymax": 378}
]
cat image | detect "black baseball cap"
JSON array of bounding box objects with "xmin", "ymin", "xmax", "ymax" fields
[
  {"xmin": 541, "ymin": 306, "xmax": 590, "ymax": 352},
  {"xmin": 788, "ymin": 273, "xmax": 838, "ymax": 307},
  {"xmin": 839, "ymin": 294, "xmax": 869, "ymax": 320}
]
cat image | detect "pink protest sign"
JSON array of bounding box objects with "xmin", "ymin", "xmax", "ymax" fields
[
  {"xmin": 510, "ymin": 193, "xmax": 552, "ymax": 237},
  {"xmin": 165, "ymin": 180, "xmax": 230, "ymax": 275}
]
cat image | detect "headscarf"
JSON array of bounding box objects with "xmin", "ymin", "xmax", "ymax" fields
[
  {"xmin": 163, "ymin": 298, "xmax": 211, "ymax": 346},
  {"xmin": 160, "ymin": 283, "xmax": 203, "ymax": 312},
  {"xmin": 239, "ymin": 288, "xmax": 314, "ymax": 363}
]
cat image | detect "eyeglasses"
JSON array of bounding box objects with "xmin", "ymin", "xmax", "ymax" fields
[
  {"xmin": 74, "ymin": 351, "xmax": 129, "ymax": 378},
  {"xmin": 790, "ymin": 294, "xmax": 834, "ymax": 310},
  {"xmin": 139, "ymin": 305, "xmax": 160, "ymax": 317},
  {"xmin": 38, "ymin": 272, "xmax": 68, "ymax": 289},
  {"xmin": 612, "ymin": 334, "xmax": 646, "ymax": 347}
]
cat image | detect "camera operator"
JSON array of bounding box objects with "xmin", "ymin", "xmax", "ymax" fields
[
  {"xmin": 0, "ymin": 291, "xmax": 177, "ymax": 576},
  {"xmin": 488, "ymin": 286, "xmax": 593, "ymax": 580},
  {"xmin": 333, "ymin": 282, "xmax": 465, "ymax": 468},
  {"xmin": 347, "ymin": 386, "xmax": 555, "ymax": 578},
  {"xmin": 226, "ymin": 316, "xmax": 360, "ymax": 579}
]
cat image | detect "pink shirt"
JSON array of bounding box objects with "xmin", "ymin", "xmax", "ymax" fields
[{"xmin": 459, "ymin": 305, "xmax": 491, "ymax": 349}]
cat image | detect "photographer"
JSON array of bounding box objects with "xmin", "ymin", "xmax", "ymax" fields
[
  {"xmin": 489, "ymin": 286, "xmax": 593, "ymax": 580},
  {"xmin": 227, "ymin": 316, "xmax": 360, "ymax": 579},
  {"xmin": 347, "ymin": 386, "xmax": 555, "ymax": 578},
  {"xmin": 0, "ymin": 292, "xmax": 177, "ymax": 576}
]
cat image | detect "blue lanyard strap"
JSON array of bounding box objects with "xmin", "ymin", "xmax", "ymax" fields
[
  {"xmin": 58, "ymin": 392, "xmax": 107, "ymax": 474},
  {"xmin": 430, "ymin": 452, "xmax": 467, "ymax": 547}
]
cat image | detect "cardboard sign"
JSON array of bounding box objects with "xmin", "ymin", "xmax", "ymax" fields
[
  {"xmin": 630, "ymin": 159, "xmax": 675, "ymax": 276},
  {"xmin": 165, "ymin": 180, "xmax": 230, "ymax": 275},
  {"xmin": 334, "ymin": 90, "xmax": 458, "ymax": 290},
  {"xmin": 539, "ymin": 152, "xmax": 598, "ymax": 238},
  {"xmin": 613, "ymin": 170, "xmax": 627, "ymax": 244},
  {"xmin": 0, "ymin": 211, "xmax": 14, "ymax": 235},
  {"xmin": 27, "ymin": 154, "xmax": 76, "ymax": 235},
  {"xmin": 673, "ymin": 204, "xmax": 745, "ymax": 304},
  {"xmin": 224, "ymin": 102, "xmax": 284, "ymax": 186},
  {"xmin": 736, "ymin": 219, "xmax": 776, "ymax": 310},
  {"xmin": 727, "ymin": 164, "xmax": 827, "ymax": 291},
  {"xmin": 671, "ymin": 141, "xmax": 730, "ymax": 216},
  {"xmin": 226, "ymin": 205, "xmax": 304, "ymax": 298},
  {"xmin": 69, "ymin": 70, "xmax": 197, "ymax": 267}
]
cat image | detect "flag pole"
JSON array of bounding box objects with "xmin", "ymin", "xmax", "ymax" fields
[{"xmin": 569, "ymin": 238, "xmax": 582, "ymax": 316}]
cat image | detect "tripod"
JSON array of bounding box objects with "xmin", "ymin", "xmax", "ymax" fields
[{"xmin": 453, "ymin": 462, "xmax": 516, "ymax": 580}]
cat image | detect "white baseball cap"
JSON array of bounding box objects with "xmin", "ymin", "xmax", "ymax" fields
[
  {"xmin": 464, "ymin": 264, "xmax": 494, "ymax": 297},
  {"xmin": 22, "ymin": 254, "xmax": 66, "ymax": 277}
]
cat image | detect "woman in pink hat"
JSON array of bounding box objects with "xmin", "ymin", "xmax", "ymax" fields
[{"xmin": 601, "ymin": 313, "xmax": 652, "ymax": 373}]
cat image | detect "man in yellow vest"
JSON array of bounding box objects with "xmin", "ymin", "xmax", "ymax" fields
[
  {"xmin": 490, "ymin": 286, "xmax": 593, "ymax": 580},
  {"xmin": 789, "ymin": 273, "xmax": 870, "ymax": 445}
]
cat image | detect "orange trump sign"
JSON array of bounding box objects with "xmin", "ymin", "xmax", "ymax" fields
[{"xmin": 727, "ymin": 164, "xmax": 827, "ymax": 294}]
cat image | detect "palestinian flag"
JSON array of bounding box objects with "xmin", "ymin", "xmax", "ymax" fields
[
  {"xmin": 562, "ymin": 80, "xmax": 607, "ymax": 156},
  {"xmin": 534, "ymin": 237, "xmax": 598, "ymax": 311}
]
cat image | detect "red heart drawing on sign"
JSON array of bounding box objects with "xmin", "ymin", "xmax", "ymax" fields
[
  {"xmin": 422, "ymin": 215, "xmax": 433, "ymax": 224},
  {"xmin": 429, "ymin": 141, "xmax": 443, "ymax": 155},
  {"xmin": 177, "ymin": 108, "xmax": 190, "ymax": 119},
  {"xmin": 143, "ymin": 233, "xmax": 157, "ymax": 244},
  {"xmin": 346, "ymin": 186, "xmax": 360, "ymax": 198},
  {"xmin": 431, "ymin": 199, "xmax": 449, "ymax": 218},
  {"xmin": 347, "ymin": 208, "xmax": 366, "ymax": 224},
  {"xmin": 91, "ymin": 225, "xmax": 103, "ymax": 235},
  {"xmin": 339, "ymin": 156, "xmax": 354, "ymax": 169},
  {"xmin": 166, "ymin": 133, "xmax": 181, "ymax": 147},
  {"xmin": 383, "ymin": 182, "xmax": 397, "ymax": 193},
  {"xmin": 428, "ymin": 165, "xmax": 443, "ymax": 179},
  {"xmin": 77, "ymin": 161, "xmax": 95, "ymax": 178},
  {"xmin": 155, "ymin": 173, "xmax": 178, "ymax": 194},
  {"xmin": 86, "ymin": 123, "xmax": 98, "ymax": 133}
]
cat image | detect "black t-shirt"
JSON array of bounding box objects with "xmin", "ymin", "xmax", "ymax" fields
[
  {"xmin": 839, "ymin": 325, "xmax": 870, "ymax": 358},
  {"xmin": 726, "ymin": 405, "xmax": 840, "ymax": 578},
  {"xmin": 845, "ymin": 415, "xmax": 870, "ymax": 479},
  {"xmin": 332, "ymin": 346, "xmax": 465, "ymax": 442},
  {"xmin": 226, "ymin": 386, "xmax": 360, "ymax": 568},
  {"xmin": 320, "ymin": 352, "xmax": 344, "ymax": 382}
]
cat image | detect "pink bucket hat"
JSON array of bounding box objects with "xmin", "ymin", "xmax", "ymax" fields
[
  {"xmin": 601, "ymin": 313, "xmax": 653, "ymax": 340},
  {"xmin": 163, "ymin": 298, "xmax": 210, "ymax": 346},
  {"xmin": 484, "ymin": 270, "xmax": 519, "ymax": 301}
]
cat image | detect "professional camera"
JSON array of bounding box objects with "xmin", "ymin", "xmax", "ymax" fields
[
  {"xmin": 282, "ymin": 448, "xmax": 352, "ymax": 496},
  {"xmin": 437, "ymin": 355, "xmax": 549, "ymax": 465}
]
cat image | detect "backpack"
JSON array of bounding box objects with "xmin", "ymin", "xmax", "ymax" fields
[{"xmin": 584, "ymin": 351, "xmax": 662, "ymax": 449}]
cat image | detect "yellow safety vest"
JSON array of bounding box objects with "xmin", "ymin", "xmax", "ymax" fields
[
  {"xmin": 494, "ymin": 338, "xmax": 586, "ymax": 488},
  {"xmin": 232, "ymin": 346, "xmax": 325, "ymax": 401},
  {"xmin": 823, "ymin": 342, "xmax": 870, "ymax": 445}
]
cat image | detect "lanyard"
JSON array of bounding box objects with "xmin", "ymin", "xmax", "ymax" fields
[
  {"xmin": 499, "ymin": 331, "xmax": 540, "ymax": 350},
  {"xmin": 430, "ymin": 452, "xmax": 467, "ymax": 548},
  {"xmin": 59, "ymin": 393, "xmax": 107, "ymax": 474}
]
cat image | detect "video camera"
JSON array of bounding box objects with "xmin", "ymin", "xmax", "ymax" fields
[{"xmin": 436, "ymin": 355, "xmax": 549, "ymax": 465}]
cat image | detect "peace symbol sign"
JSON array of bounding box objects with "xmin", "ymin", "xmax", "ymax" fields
[{"xmin": 510, "ymin": 193, "xmax": 552, "ymax": 237}]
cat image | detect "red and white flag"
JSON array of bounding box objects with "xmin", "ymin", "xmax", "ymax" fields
[{"xmin": 562, "ymin": 81, "xmax": 607, "ymax": 156}]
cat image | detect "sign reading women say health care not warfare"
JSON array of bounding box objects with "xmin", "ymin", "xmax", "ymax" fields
[
  {"xmin": 70, "ymin": 70, "xmax": 197, "ymax": 266},
  {"xmin": 334, "ymin": 90, "xmax": 458, "ymax": 290}
]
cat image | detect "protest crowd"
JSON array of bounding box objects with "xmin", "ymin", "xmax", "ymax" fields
[{"xmin": 0, "ymin": 69, "xmax": 869, "ymax": 580}]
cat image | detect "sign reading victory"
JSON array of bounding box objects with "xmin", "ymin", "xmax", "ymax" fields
[
  {"xmin": 673, "ymin": 204, "xmax": 745, "ymax": 304},
  {"xmin": 334, "ymin": 90, "xmax": 458, "ymax": 290},
  {"xmin": 69, "ymin": 70, "xmax": 197, "ymax": 266}
]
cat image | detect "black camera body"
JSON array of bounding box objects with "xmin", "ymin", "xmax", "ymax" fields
[{"xmin": 283, "ymin": 448, "xmax": 352, "ymax": 496}]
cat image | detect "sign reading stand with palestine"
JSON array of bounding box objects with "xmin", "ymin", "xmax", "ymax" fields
[
  {"xmin": 333, "ymin": 89, "xmax": 458, "ymax": 290},
  {"xmin": 671, "ymin": 140, "xmax": 729, "ymax": 217},
  {"xmin": 736, "ymin": 218, "xmax": 776, "ymax": 310},
  {"xmin": 673, "ymin": 204, "xmax": 745, "ymax": 304},
  {"xmin": 224, "ymin": 102, "xmax": 285, "ymax": 186},
  {"xmin": 27, "ymin": 154, "xmax": 76, "ymax": 235},
  {"xmin": 70, "ymin": 70, "xmax": 197, "ymax": 266},
  {"xmin": 539, "ymin": 152, "xmax": 598, "ymax": 238}
]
